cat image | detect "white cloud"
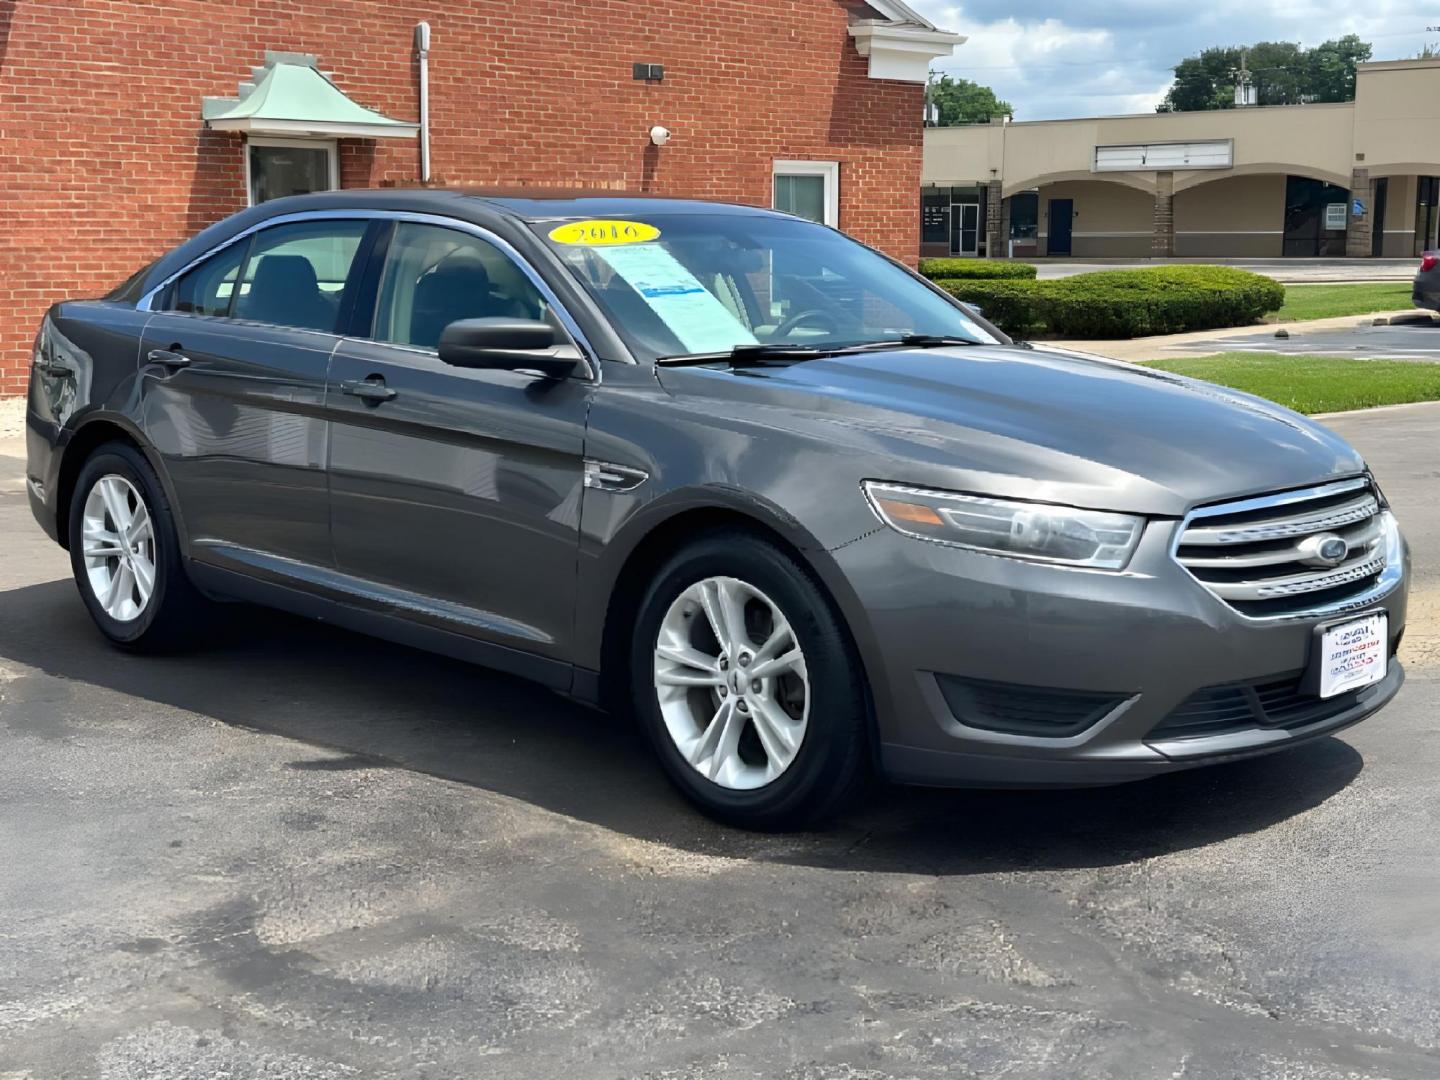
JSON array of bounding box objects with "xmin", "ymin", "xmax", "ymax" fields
[{"xmin": 907, "ymin": 0, "xmax": 1438, "ymax": 120}]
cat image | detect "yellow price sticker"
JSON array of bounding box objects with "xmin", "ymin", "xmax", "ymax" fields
[{"xmin": 549, "ymin": 219, "xmax": 661, "ymax": 246}]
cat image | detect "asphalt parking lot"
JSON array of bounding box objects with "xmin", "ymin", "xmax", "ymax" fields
[
  {"xmin": 2, "ymin": 405, "xmax": 1439, "ymax": 1080},
  {"xmin": 1167, "ymin": 315, "xmax": 1440, "ymax": 361}
]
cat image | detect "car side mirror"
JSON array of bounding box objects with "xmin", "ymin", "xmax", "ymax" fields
[{"xmin": 437, "ymin": 318, "xmax": 578, "ymax": 377}]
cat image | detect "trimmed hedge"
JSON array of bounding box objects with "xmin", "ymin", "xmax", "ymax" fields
[
  {"xmin": 919, "ymin": 258, "xmax": 1037, "ymax": 281},
  {"xmin": 937, "ymin": 265, "xmax": 1286, "ymax": 339}
]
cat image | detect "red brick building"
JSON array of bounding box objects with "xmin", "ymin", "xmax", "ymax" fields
[{"xmin": 0, "ymin": 0, "xmax": 959, "ymax": 396}]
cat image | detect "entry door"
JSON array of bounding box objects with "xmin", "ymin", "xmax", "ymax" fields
[
  {"xmin": 1371, "ymin": 178, "xmax": 1389, "ymax": 258},
  {"xmin": 325, "ymin": 220, "xmax": 591, "ymax": 660},
  {"xmin": 139, "ymin": 217, "xmax": 371, "ymax": 568},
  {"xmin": 1048, "ymin": 199, "xmax": 1074, "ymax": 255},
  {"xmin": 951, "ymin": 203, "xmax": 980, "ymax": 256}
]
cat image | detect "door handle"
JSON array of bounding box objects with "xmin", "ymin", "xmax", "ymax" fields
[
  {"xmin": 146, "ymin": 348, "xmax": 191, "ymax": 371},
  {"xmin": 341, "ymin": 377, "xmax": 397, "ymax": 403}
]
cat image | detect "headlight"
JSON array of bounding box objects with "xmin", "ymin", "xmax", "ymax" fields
[{"xmin": 863, "ymin": 482, "xmax": 1145, "ymax": 571}]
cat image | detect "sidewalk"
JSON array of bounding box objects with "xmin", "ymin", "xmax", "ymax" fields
[
  {"xmin": 1032, "ymin": 258, "xmax": 1417, "ymax": 284},
  {"xmin": 1047, "ymin": 310, "xmax": 1426, "ymax": 362},
  {"xmin": 0, "ymin": 395, "xmax": 23, "ymax": 459}
]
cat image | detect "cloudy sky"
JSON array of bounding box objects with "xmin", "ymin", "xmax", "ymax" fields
[{"xmin": 907, "ymin": 1, "xmax": 1440, "ymax": 120}]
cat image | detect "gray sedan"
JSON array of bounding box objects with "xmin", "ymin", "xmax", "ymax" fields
[{"xmin": 24, "ymin": 190, "xmax": 1408, "ymax": 828}]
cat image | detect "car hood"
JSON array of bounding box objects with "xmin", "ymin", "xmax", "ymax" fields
[{"xmin": 654, "ymin": 344, "xmax": 1366, "ymax": 517}]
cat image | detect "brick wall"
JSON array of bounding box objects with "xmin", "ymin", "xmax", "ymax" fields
[{"xmin": 0, "ymin": 0, "xmax": 924, "ymax": 395}]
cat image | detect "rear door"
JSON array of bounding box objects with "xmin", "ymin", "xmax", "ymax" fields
[
  {"xmin": 140, "ymin": 217, "xmax": 373, "ymax": 569},
  {"xmin": 324, "ymin": 219, "xmax": 592, "ymax": 663}
]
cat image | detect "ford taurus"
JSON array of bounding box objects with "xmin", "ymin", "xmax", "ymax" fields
[{"xmin": 24, "ymin": 190, "xmax": 1409, "ymax": 827}]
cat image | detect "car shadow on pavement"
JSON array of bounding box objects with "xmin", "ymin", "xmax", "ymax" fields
[{"xmin": 0, "ymin": 578, "xmax": 1364, "ymax": 876}]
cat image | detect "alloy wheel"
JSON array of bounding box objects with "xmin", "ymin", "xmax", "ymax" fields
[
  {"xmin": 653, "ymin": 576, "xmax": 810, "ymax": 791},
  {"xmin": 81, "ymin": 474, "xmax": 156, "ymax": 623}
]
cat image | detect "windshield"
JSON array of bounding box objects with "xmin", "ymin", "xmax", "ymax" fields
[{"xmin": 534, "ymin": 213, "xmax": 997, "ymax": 361}]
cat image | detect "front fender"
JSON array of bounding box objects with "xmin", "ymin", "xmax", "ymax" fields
[{"xmin": 570, "ymin": 481, "xmax": 892, "ymax": 724}]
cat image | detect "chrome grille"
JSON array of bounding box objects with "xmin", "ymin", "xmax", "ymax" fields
[{"xmin": 1175, "ymin": 478, "xmax": 1398, "ymax": 619}]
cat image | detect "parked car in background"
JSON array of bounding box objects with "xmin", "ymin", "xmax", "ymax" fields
[
  {"xmin": 1414, "ymin": 251, "xmax": 1440, "ymax": 313},
  {"xmin": 24, "ymin": 190, "xmax": 1410, "ymax": 828}
]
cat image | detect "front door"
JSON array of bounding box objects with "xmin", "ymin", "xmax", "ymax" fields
[
  {"xmin": 1048, "ymin": 199, "xmax": 1074, "ymax": 256},
  {"xmin": 951, "ymin": 203, "xmax": 980, "ymax": 256},
  {"xmin": 325, "ymin": 220, "xmax": 591, "ymax": 662},
  {"xmin": 140, "ymin": 217, "xmax": 372, "ymax": 568}
]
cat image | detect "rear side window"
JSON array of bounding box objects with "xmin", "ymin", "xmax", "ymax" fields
[
  {"xmin": 232, "ymin": 220, "xmax": 368, "ymax": 333},
  {"xmin": 168, "ymin": 243, "xmax": 246, "ymax": 317}
]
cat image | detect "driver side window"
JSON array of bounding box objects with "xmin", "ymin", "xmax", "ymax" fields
[{"xmin": 373, "ymin": 223, "xmax": 549, "ymax": 350}]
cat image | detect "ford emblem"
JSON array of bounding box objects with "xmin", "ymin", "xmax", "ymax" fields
[{"xmin": 1298, "ymin": 533, "xmax": 1350, "ymax": 568}]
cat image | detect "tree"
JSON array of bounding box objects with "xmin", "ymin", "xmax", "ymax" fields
[
  {"xmin": 1306, "ymin": 35, "xmax": 1372, "ymax": 102},
  {"xmin": 928, "ymin": 74, "xmax": 1013, "ymax": 125},
  {"xmin": 1157, "ymin": 36, "xmax": 1371, "ymax": 112}
]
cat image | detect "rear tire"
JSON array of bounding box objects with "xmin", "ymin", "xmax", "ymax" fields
[
  {"xmin": 67, "ymin": 441, "xmax": 207, "ymax": 651},
  {"xmin": 630, "ymin": 531, "xmax": 870, "ymax": 829}
]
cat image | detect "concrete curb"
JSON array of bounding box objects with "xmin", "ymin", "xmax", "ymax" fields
[
  {"xmin": 1047, "ymin": 310, "xmax": 1429, "ymax": 363},
  {"xmin": 1310, "ymin": 399, "xmax": 1440, "ymax": 421}
]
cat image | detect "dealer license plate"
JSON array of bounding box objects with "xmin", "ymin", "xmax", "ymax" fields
[{"xmin": 1318, "ymin": 614, "xmax": 1388, "ymax": 699}]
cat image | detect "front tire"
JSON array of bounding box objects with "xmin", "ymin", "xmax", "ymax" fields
[
  {"xmin": 630, "ymin": 531, "xmax": 870, "ymax": 829},
  {"xmin": 67, "ymin": 441, "xmax": 206, "ymax": 651}
]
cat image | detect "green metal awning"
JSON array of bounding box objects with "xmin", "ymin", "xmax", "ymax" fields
[{"xmin": 203, "ymin": 52, "xmax": 418, "ymax": 139}]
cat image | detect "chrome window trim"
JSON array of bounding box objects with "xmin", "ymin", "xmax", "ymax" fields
[
  {"xmin": 1170, "ymin": 477, "xmax": 1404, "ymax": 623},
  {"xmin": 135, "ymin": 209, "xmax": 600, "ymax": 371}
]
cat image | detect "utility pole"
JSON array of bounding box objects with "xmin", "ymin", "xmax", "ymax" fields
[{"xmin": 1234, "ymin": 48, "xmax": 1257, "ymax": 106}]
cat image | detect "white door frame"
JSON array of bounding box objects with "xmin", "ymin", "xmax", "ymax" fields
[
  {"xmin": 244, "ymin": 136, "xmax": 340, "ymax": 207},
  {"xmin": 953, "ymin": 202, "xmax": 980, "ymax": 256},
  {"xmin": 772, "ymin": 160, "xmax": 840, "ymax": 227}
]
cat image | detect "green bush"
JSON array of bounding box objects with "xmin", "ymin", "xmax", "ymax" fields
[
  {"xmin": 919, "ymin": 258, "xmax": 1037, "ymax": 281},
  {"xmin": 934, "ymin": 279, "xmax": 1048, "ymax": 336},
  {"xmin": 935, "ymin": 265, "xmax": 1285, "ymax": 339}
]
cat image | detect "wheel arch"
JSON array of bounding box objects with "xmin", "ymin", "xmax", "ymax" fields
[
  {"xmin": 55, "ymin": 413, "xmax": 184, "ymax": 552},
  {"xmin": 588, "ymin": 494, "xmax": 888, "ymax": 732}
]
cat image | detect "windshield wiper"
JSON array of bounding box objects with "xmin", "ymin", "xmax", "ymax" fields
[
  {"xmin": 657, "ymin": 343, "xmax": 839, "ymax": 367},
  {"xmin": 655, "ymin": 335, "xmax": 984, "ymax": 367},
  {"xmin": 891, "ymin": 334, "xmax": 984, "ymax": 348}
]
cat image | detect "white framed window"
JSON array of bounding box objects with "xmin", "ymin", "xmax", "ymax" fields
[
  {"xmin": 245, "ymin": 137, "xmax": 339, "ymax": 206},
  {"xmin": 773, "ymin": 160, "xmax": 839, "ymax": 227}
]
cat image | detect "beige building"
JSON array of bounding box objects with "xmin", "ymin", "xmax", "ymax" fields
[{"xmin": 921, "ymin": 58, "xmax": 1440, "ymax": 261}]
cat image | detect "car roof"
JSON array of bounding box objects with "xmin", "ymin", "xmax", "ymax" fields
[
  {"xmin": 132, "ymin": 187, "xmax": 794, "ymax": 302},
  {"xmin": 256, "ymin": 186, "xmax": 788, "ymax": 223}
]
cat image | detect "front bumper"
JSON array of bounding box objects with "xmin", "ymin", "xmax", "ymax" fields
[{"xmin": 833, "ymin": 520, "xmax": 1409, "ymax": 788}]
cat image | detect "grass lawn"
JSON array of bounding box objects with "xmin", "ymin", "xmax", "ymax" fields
[
  {"xmin": 1275, "ymin": 282, "xmax": 1416, "ymax": 322},
  {"xmin": 1143, "ymin": 353, "xmax": 1440, "ymax": 414}
]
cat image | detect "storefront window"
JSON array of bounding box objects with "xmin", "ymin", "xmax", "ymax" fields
[
  {"xmin": 248, "ymin": 139, "xmax": 337, "ymax": 206},
  {"xmin": 1415, "ymin": 177, "xmax": 1439, "ymax": 256},
  {"xmin": 1009, "ymin": 193, "xmax": 1039, "ymax": 241},
  {"xmin": 1283, "ymin": 175, "xmax": 1350, "ymax": 257},
  {"xmin": 921, "ymin": 187, "xmax": 950, "ymax": 245}
]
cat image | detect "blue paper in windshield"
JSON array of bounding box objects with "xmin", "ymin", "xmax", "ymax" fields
[{"xmin": 592, "ymin": 243, "xmax": 758, "ymax": 354}]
